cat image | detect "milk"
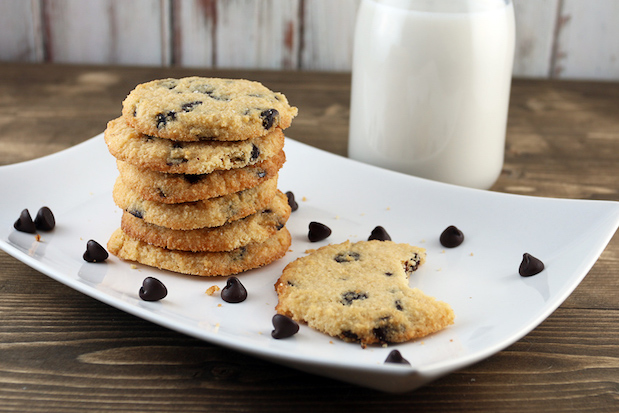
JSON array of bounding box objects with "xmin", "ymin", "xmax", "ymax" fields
[{"xmin": 348, "ymin": 0, "xmax": 515, "ymax": 189}]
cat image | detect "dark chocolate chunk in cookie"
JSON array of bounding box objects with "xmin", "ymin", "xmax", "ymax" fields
[
  {"xmin": 250, "ymin": 144, "xmax": 260, "ymax": 162},
  {"xmin": 334, "ymin": 251, "xmax": 360, "ymax": 263},
  {"xmin": 341, "ymin": 291, "xmax": 368, "ymax": 305},
  {"xmin": 404, "ymin": 253, "xmax": 423, "ymax": 274},
  {"xmin": 156, "ymin": 111, "xmax": 177, "ymax": 128},
  {"xmin": 260, "ymin": 109, "xmax": 279, "ymax": 130},
  {"xmin": 128, "ymin": 209, "xmax": 144, "ymax": 219},
  {"xmin": 181, "ymin": 101, "xmax": 203, "ymax": 112}
]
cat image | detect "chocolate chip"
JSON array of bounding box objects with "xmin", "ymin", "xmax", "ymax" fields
[
  {"xmin": 440, "ymin": 225, "xmax": 464, "ymax": 248},
  {"xmin": 385, "ymin": 272, "xmax": 393, "ymax": 276},
  {"xmin": 404, "ymin": 253, "xmax": 422, "ymax": 274},
  {"xmin": 256, "ymin": 170, "xmax": 267, "ymax": 178},
  {"xmin": 341, "ymin": 330, "xmax": 359, "ymax": 341},
  {"xmin": 250, "ymin": 144, "xmax": 260, "ymax": 162},
  {"xmin": 183, "ymin": 174, "xmax": 205, "ymax": 184},
  {"xmin": 308, "ymin": 221, "xmax": 331, "ymax": 242},
  {"xmin": 83, "ymin": 240, "xmax": 108, "ymax": 263},
  {"xmin": 519, "ymin": 253, "xmax": 545, "ymax": 277},
  {"xmin": 156, "ymin": 111, "xmax": 176, "ymax": 128},
  {"xmin": 128, "ymin": 209, "xmax": 143, "ymax": 219},
  {"xmin": 181, "ymin": 101, "xmax": 203, "ymax": 112},
  {"xmin": 34, "ymin": 206, "xmax": 55, "ymax": 231},
  {"xmin": 14, "ymin": 209, "xmax": 36, "ymax": 233},
  {"xmin": 260, "ymin": 109, "xmax": 279, "ymax": 129},
  {"xmin": 368, "ymin": 226, "xmax": 391, "ymax": 241},
  {"xmin": 341, "ymin": 291, "xmax": 368, "ymax": 305},
  {"xmin": 395, "ymin": 300, "xmax": 403, "ymax": 311},
  {"xmin": 231, "ymin": 246, "xmax": 248, "ymax": 262},
  {"xmin": 139, "ymin": 277, "xmax": 168, "ymax": 301},
  {"xmin": 159, "ymin": 79, "xmax": 178, "ymax": 89},
  {"xmin": 373, "ymin": 326, "xmax": 390, "ymax": 342},
  {"xmin": 285, "ymin": 191, "xmax": 298, "ymax": 212},
  {"xmin": 384, "ymin": 350, "xmax": 411, "ymax": 365},
  {"xmin": 334, "ymin": 251, "xmax": 360, "ymax": 263},
  {"xmin": 205, "ymin": 91, "xmax": 230, "ymax": 101},
  {"xmin": 166, "ymin": 155, "xmax": 188, "ymax": 166},
  {"xmin": 271, "ymin": 314, "xmax": 299, "ymax": 339},
  {"xmin": 221, "ymin": 276, "xmax": 247, "ymax": 303},
  {"xmin": 157, "ymin": 188, "xmax": 167, "ymax": 198}
]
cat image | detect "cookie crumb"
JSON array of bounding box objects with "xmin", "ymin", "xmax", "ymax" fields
[
  {"xmin": 130, "ymin": 264, "xmax": 138, "ymax": 269},
  {"xmin": 205, "ymin": 285, "xmax": 221, "ymax": 296},
  {"xmin": 302, "ymin": 196, "xmax": 307, "ymax": 202},
  {"xmin": 35, "ymin": 234, "xmax": 42, "ymax": 242}
]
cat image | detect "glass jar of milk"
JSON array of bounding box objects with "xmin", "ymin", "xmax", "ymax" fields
[{"xmin": 348, "ymin": 0, "xmax": 515, "ymax": 189}]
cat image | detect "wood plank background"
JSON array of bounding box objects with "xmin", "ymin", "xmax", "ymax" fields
[{"xmin": 1, "ymin": 0, "xmax": 619, "ymax": 80}]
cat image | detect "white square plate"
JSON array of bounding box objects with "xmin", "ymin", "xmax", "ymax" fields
[{"xmin": 1, "ymin": 134, "xmax": 618, "ymax": 393}]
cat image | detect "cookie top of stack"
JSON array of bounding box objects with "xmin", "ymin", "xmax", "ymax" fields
[{"xmin": 121, "ymin": 77, "xmax": 298, "ymax": 142}]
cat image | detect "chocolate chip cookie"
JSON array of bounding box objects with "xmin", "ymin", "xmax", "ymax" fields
[
  {"xmin": 120, "ymin": 190, "xmax": 290, "ymax": 252},
  {"xmin": 112, "ymin": 175, "xmax": 278, "ymax": 230},
  {"xmin": 275, "ymin": 240, "xmax": 454, "ymax": 346},
  {"xmin": 116, "ymin": 150, "xmax": 285, "ymax": 204},
  {"xmin": 121, "ymin": 77, "xmax": 298, "ymax": 141},
  {"xmin": 108, "ymin": 227, "xmax": 291, "ymax": 277},
  {"xmin": 104, "ymin": 117, "xmax": 285, "ymax": 175}
]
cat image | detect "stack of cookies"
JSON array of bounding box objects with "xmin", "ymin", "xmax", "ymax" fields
[{"xmin": 104, "ymin": 77, "xmax": 297, "ymax": 276}]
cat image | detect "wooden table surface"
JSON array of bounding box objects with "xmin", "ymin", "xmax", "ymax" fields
[{"xmin": 0, "ymin": 63, "xmax": 618, "ymax": 412}]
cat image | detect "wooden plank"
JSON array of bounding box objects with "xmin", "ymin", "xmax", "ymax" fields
[
  {"xmin": 43, "ymin": 0, "xmax": 166, "ymax": 65},
  {"xmin": 554, "ymin": 0, "xmax": 619, "ymax": 80},
  {"xmin": 215, "ymin": 0, "xmax": 300, "ymax": 70},
  {"xmin": 172, "ymin": 0, "xmax": 216, "ymax": 67},
  {"xmin": 512, "ymin": 0, "xmax": 559, "ymax": 78},
  {"xmin": 0, "ymin": 0, "xmax": 43, "ymax": 62},
  {"xmin": 301, "ymin": 0, "xmax": 360, "ymax": 71}
]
